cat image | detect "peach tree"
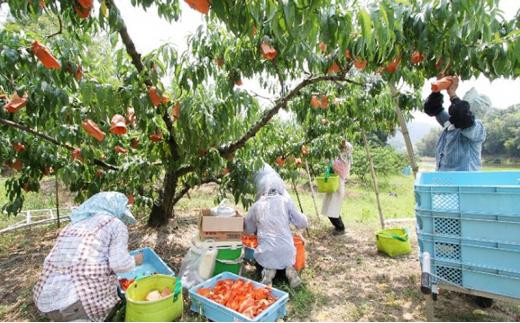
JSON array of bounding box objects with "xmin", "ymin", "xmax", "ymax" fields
[{"xmin": 0, "ymin": 0, "xmax": 518, "ymax": 226}]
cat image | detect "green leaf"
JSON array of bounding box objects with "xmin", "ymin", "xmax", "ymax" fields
[{"xmin": 358, "ymin": 9, "xmax": 373, "ymax": 47}]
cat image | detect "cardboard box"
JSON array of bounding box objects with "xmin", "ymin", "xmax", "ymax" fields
[{"xmin": 199, "ymin": 209, "xmax": 244, "ymax": 241}]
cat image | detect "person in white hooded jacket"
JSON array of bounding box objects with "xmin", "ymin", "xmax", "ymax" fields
[{"xmin": 245, "ymin": 164, "xmax": 308, "ymax": 288}]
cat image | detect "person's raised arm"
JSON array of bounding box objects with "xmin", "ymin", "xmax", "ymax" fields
[
  {"xmin": 424, "ymin": 92, "xmax": 449, "ymax": 126},
  {"xmin": 447, "ymin": 76, "xmax": 486, "ymax": 142}
]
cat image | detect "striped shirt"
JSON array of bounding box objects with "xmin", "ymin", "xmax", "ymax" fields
[{"xmin": 33, "ymin": 214, "xmax": 135, "ymax": 320}]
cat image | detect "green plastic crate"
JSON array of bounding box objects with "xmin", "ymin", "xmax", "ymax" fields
[
  {"xmin": 315, "ymin": 175, "xmax": 340, "ymax": 193},
  {"xmin": 376, "ymin": 228, "xmax": 412, "ymax": 257},
  {"xmin": 213, "ymin": 245, "xmax": 243, "ymax": 276}
]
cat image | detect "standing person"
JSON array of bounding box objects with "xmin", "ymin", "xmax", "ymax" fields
[
  {"xmin": 321, "ymin": 139, "xmax": 353, "ymax": 236},
  {"xmin": 424, "ymin": 77, "xmax": 493, "ymax": 307},
  {"xmin": 245, "ymin": 173, "xmax": 308, "ymax": 288},
  {"xmin": 423, "ymin": 76, "xmax": 487, "ymax": 171},
  {"xmin": 33, "ymin": 192, "xmax": 143, "ymax": 321}
]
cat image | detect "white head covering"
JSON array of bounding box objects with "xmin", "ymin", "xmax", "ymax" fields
[
  {"xmin": 264, "ymin": 177, "xmax": 286, "ymax": 196},
  {"xmin": 341, "ymin": 140, "xmax": 353, "ymax": 153},
  {"xmin": 463, "ymin": 87, "xmax": 492, "ymax": 111},
  {"xmin": 253, "ymin": 163, "xmax": 290, "ymax": 200},
  {"xmin": 340, "ymin": 140, "xmax": 353, "ymax": 164},
  {"xmin": 71, "ymin": 192, "xmax": 136, "ymax": 225}
]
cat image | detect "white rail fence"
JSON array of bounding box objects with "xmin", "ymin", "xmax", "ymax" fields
[{"xmin": 0, "ymin": 206, "xmax": 76, "ymax": 234}]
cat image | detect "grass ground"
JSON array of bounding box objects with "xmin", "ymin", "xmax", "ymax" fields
[{"xmin": 0, "ymin": 167, "xmax": 519, "ymax": 321}]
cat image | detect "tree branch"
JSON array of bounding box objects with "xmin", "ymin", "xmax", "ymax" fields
[
  {"xmin": 45, "ymin": 9, "xmax": 63, "ymax": 39},
  {"xmin": 218, "ymin": 74, "xmax": 361, "ymax": 157},
  {"xmin": 106, "ymin": 0, "xmax": 179, "ymax": 159},
  {"xmin": 247, "ymin": 90, "xmax": 275, "ymax": 103},
  {"xmin": 172, "ymin": 176, "xmax": 222, "ymax": 205},
  {"xmin": 0, "ymin": 117, "xmax": 118, "ymax": 171},
  {"xmin": 106, "ymin": 1, "xmax": 150, "ymax": 87},
  {"xmin": 163, "ymin": 113, "xmax": 180, "ymax": 160},
  {"xmin": 172, "ymin": 185, "xmax": 190, "ymax": 205},
  {"xmin": 175, "ymin": 165, "xmax": 194, "ymax": 178}
]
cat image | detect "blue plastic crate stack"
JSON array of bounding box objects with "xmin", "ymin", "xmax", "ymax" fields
[{"xmin": 415, "ymin": 171, "xmax": 520, "ymax": 299}]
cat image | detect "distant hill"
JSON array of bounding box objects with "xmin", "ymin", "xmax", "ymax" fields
[{"xmin": 387, "ymin": 121, "xmax": 436, "ymax": 152}]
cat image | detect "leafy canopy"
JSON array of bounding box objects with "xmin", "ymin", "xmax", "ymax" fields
[{"xmin": 0, "ymin": 0, "xmax": 518, "ymax": 218}]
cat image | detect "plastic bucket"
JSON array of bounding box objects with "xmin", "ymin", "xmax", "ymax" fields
[
  {"xmin": 242, "ymin": 235, "xmax": 305, "ymax": 270},
  {"xmin": 213, "ymin": 246, "xmax": 243, "ymax": 276},
  {"xmin": 315, "ymin": 175, "xmax": 340, "ymax": 193},
  {"xmin": 376, "ymin": 228, "xmax": 412, "ymax": 257},
  {"xmin": 293, "ymin": 235, "xmax": 305, "ymax": 271},
  {"xmin": 125, "ymin": 274, "xmax": 183, "ymax": 322},
  {"xmin": 242, "ymin": 235, "xmax": 258, "ymax": 262},
  {"xmin": 244, "ymin": 247, "xmax": 255, "ymax": 262},
  {"xmin": 241, "ymin": 235, "xmax": 258, "ymax": 248},
  {"xmin": 402, "ymin": 166, "xmax": 412, "ymax": 176}
]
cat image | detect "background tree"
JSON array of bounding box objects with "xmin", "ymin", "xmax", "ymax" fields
[
  {"xmin": 416, "ymin": 127, "xmax": 442, "ymax": 157},
  {"xmin": 483, "ymin": 105, "xmax": 520, "ymax": 158}
]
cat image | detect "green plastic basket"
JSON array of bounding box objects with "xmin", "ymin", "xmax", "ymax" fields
[
  {"xmin": 376, "ymin": 228, "xmax": 412, "ymax": 257},
  {"xmin": 316, "ymin": 175, "xmax": 340, "ymax": 193},
  {"xmin": 125, "ymin": 274, "xmax": 183, "ymax": 322},
  {"xmin": 213, "ymin": 246, "xmax": 243, "ymax": 277}
]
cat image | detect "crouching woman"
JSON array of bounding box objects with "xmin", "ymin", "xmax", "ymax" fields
[
  {"xmin": 245, "ymin": 176, "xmax": 308, "ymax": 288},
  {"xmin": 33, "ymin": 192, "xmax": 143, "ymax": 321}
]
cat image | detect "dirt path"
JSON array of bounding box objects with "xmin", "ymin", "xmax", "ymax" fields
[{"xmin": 0, "ymin": 211, "xmax": 519, "ymax": 321}]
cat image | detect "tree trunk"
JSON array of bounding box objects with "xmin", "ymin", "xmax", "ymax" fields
[
  {"xmin": 389, "ymin": 83, "xmax": 419, "ymax": 178},
  {"xmin": 148, "ymin": 170, "xmax": 177, "ymax": 227}
]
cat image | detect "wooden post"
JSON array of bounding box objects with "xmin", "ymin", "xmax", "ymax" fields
[
  {"xmin": 291, "ymin": 175, "xmax": 311, "ymax": 236},
  {"xmin": 291, "ymin": 175, "xmax": 304, "ymax": 213},
  {"xmin": 304, "ymin": 160, "xmax": 321, "ymax": 223},
  {"xmin": 55, "ymin": 173, "xmax": 60, "ymax": 228},
  {"xmin": 390, "ymin": 83, "xmax": 419, "ymax": 178},
  {"xmin": 362, "ymin": 130, "xmax": 385, "ymax": 229},
  {"xmin": 290, "ymin": 171, "xmax": 310, "ymax": 236}
]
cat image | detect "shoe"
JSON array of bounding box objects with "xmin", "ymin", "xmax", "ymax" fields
[
  {"xmin": 332, "ymin": 229, "xmax": 346, "ymax": 236},
  {"xmin": 260, "ymin": 268, "xmax": 276, "ymax": 286},
  {"xmin": 285, "ymin": 266, "xmax": 302, "ymax": 289}
]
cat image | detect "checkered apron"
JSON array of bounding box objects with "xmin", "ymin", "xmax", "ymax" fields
[{"xmin": 34, "ymin": 217, "xmax": 120, "ymax": 321}]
